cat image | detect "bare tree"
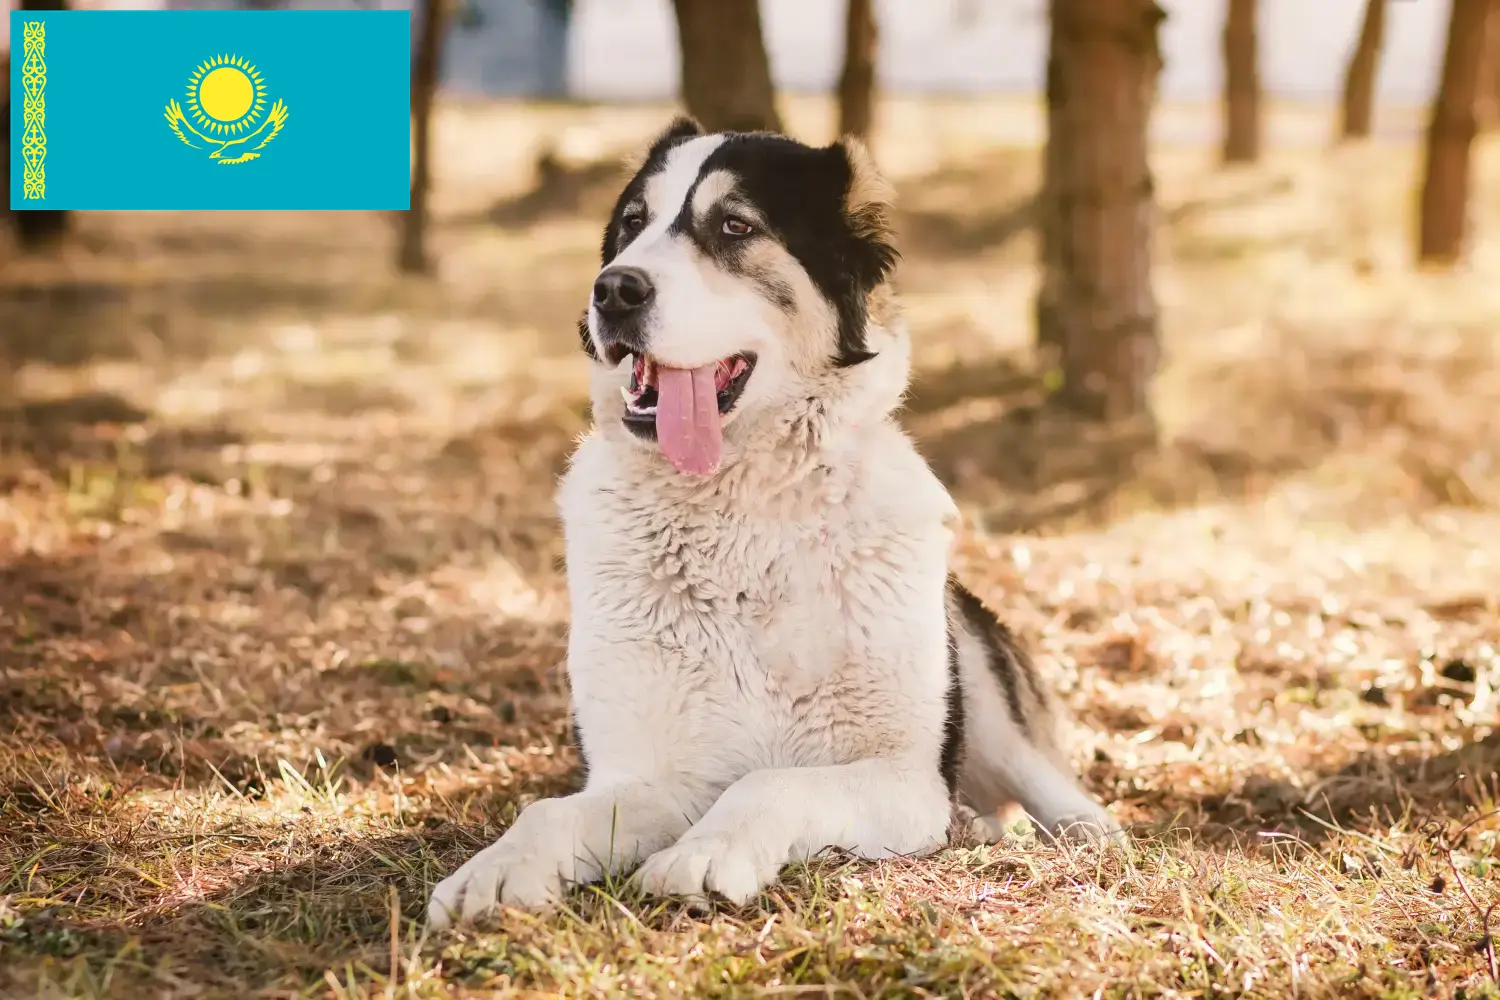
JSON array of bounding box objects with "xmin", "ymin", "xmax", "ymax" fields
[
  {"xmin": 398, "ymin": 0, "xmax": 449, "ymax": 274},
  {"xmin": 670, "ymin": 0, "xmax": 782, "ymax": 133},
  {"xmin": 1479, "ymin": 0, "xmax": 1500, "ymax": 130},
  {"xmin": 1220, "ymin": 0, "xmax": 1259, "ymax": 163},
  {"xmin": 1418, "ymin": 0, "xmax": 1491, "ymax": 265},
  {"xmin": 837, "ymin": 0, "xmax": 878, "ymax": 139},
  {"xmin": 1035, "ymin": 0, "xmax": 1165, "ymax": 424},
  {"xmin": 1339, "ymin": 0, "xmax": 1387, "ymax": 140},
  {"xmin": 1492, "ymin": 2, "xmax": 1500, "ymax": 123}
]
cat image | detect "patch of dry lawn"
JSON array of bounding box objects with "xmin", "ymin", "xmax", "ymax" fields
[{"xmin": 1, "ymin": 96, "xmax": 1498, "ymax": 998}]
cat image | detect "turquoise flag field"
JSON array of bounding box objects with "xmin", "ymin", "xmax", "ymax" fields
[{"xmin": 8, "ymin": 9, "xmax": 411, "ymax": 211}]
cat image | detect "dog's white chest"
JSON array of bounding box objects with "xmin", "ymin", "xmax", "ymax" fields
[{"xmin": 748, "ymin": 560, "xmax": 845, "ymax": 696}]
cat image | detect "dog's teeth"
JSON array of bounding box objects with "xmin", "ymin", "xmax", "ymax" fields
[{"xmin": 620, "ymin": 386, "xmax": 633, "ymax": 405}]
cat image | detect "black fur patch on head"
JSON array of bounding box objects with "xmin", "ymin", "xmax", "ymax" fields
[
  {"xmin": 587, "ymin": 120, "xmax": 896, "ymax": 368},
  {"xmin": 598, "ymin": 116, "xmax": 704, "ymax": 268},
  {"xmin": 681, "ymin": 134, "xmax": 898, "ymax": 367},
  {"xmin": 580, "ymin": 117, "xmax": 703, "ymax": 362}
]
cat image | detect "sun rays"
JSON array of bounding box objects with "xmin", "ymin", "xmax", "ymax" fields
[{"xmin": 185, "ymin": 53, "xmax": 267, "ymax": 135}]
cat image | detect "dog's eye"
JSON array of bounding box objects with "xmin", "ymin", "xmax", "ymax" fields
[
  {"xmin": 622, "ymin": 212, "xmax": 646, "ymax": 232},
  {"xmin": 722, "ymin": 216, "xmax": 754, "ymax": 237}
]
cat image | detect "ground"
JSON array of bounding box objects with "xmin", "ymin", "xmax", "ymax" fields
[{"xmin": 2, "ymin": 94, "xmax": 1499, "ymax": 999}]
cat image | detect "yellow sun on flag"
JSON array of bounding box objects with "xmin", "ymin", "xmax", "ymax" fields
[
  {"xmin": 165, "ymin": 51, "xmax": 289, "ymax": 165},
  {"xmin": 184, "ymin": 54, "xmax": 267, "ymax": 136}
]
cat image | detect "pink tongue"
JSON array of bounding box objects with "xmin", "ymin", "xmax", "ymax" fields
[{"xmin": 654, "ymin": 364, "xmax": 723, "ymax": 475}]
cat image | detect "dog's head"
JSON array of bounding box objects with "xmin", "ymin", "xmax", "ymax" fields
[{"xmin": 581, "ymin": 117, "xmax": 906, "ymax": 477}]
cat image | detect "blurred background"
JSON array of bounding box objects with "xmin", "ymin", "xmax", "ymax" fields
[
  {"xmin": 4, "ymin": 1, "xmax": 1500, "ymax": 994},
  {"xmin": 5, "ymin": 0, "xmax": 1500, "ymax": 519},
  {"xmin": 0, "ymin": 1, "xmax": 1460, "ymax": 101}
]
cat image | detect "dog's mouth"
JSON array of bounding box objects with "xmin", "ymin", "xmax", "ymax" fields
[
  {"xmin": 617, "ymin": 352, "xmax": 757, "ymax": 476},
  {"xmin": 619, "ymin": 353, "xmax": 756, "ymax": 420}
]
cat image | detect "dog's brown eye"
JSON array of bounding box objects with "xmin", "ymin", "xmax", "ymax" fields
[
  {"xmin": 722, "ymin": 216, "xmax": 754, "ymax": 237},
  {"xmin": 623, "ymin": 212, "xmax": 645, "ymax": 232}
]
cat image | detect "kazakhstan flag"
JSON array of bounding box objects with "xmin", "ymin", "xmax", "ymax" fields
[{"xmin": 8, "ymin": 10, "xmax": 410, "ymax": 211}]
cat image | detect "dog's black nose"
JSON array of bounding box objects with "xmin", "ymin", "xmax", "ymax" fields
[{"xmin": 592, "ymin": 267, "xmax": 655, "ymax": 316}]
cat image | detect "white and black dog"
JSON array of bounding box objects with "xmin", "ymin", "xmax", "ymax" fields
[{"xmin": 427, "ymin": 119, "xmax": 1119, "ymax": 927}]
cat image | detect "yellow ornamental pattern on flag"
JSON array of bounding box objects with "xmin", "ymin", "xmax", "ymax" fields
[
  {"xmin": 21, "ymin": 20, "xmax": 47, "ymax": 200},
  {"xmin": 163, "ymin": 53, "xmax": 290, "ymax": 165}
]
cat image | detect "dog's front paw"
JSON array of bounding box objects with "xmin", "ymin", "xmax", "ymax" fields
[
  {"xmin": 427, "ymin": 800, "xmax": 596, "ymax": 927},
  {"xmin": 634, "ymin": 830, "xmax": 782, "ymax": 907},
  {"xmin": 426, "ymin": 838, "xmax": 573, "ymax": 928}
]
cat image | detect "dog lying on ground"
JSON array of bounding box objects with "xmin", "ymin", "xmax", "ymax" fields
[{"xmin": 428, "ymin": 118, "xmax": 1119, "ymax": 927}]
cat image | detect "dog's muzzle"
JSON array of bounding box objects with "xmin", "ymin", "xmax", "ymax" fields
[{"xmin": 592, "ymin": 266, "xmax": 653, "ymax": 364}]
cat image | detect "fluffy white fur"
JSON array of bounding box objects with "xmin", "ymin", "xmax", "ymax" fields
[{"xmin": 427, "ymin": 130, "xmax": 1116, "ymax": 928}]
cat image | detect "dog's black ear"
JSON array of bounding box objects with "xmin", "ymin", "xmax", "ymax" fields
[
  {"xmin": 822, "ymin": 136, "xmax": 899, "ymax": 367},
  {"xmin": 622, "ymin": 115, "xmax": 704, "ymax": 177},
  {"xmin": 660, "ymin": 115, "xmax": 705, "ymax": 143},
  {"xmin": 604, "ymin": 116, "xmax": 708, "ymax": 266},
  {"xmin": 831, "ymin": 136, "xmax": 897, "ymax": 270}
]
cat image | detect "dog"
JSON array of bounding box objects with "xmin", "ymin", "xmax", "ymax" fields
[{"xmin": 427, "ymin": 118, "xmax": 1119, "ymax": 927}]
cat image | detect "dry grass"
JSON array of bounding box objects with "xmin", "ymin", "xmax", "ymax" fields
[{"xmin": 2, "ymin": 94, "xmax": 1500, "ymax": 999}]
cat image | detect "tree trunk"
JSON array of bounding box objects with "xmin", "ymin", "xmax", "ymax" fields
[
  {"xmin": 1418, "ymin": 0, "xmax": 1491, "ymax": 266},
  {"xmin": 399, "ymin": 0, "xmax": 447, "ymax": 274},
  {"xmin": 837, "ymin": 0, "xmax": 878, "ymax": 139},
  {"xmin": 6, "ymin": 0, "xmax": 71, "ymax": 251},
  {"xmin": 1036, "ymin": 0, "xmax": 1165, "ymax": 425},
  {"xmin": 670, "ymin": 0, "xmax": 782, "ymax": 133},
  {"xmin": 1339, "ymin": 0, "xmax": 1386, "ymax": 140},
  {"xmin": 1479, "ymin": 0, "xmax": 1500, "ymax": 130},
  {"xmin": 1220, "ymin": 0, "xmax": 1259, "ymax": 163},
  {"xmin": 1492, "ymin": 2, "xmax": 1500, "ymax": 125}
]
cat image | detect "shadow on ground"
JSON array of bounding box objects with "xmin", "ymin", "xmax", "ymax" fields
[
  {"xmin": 1131, "ymin": 731, "xmax": 1500, "ymax": 851},
  {"xmin": 906, "ymin": 358, "xmax": 1296, "ymax": 533},
  {"xmin": 1, "ymin": 832, "xmax": 435, "ymax": 996}
]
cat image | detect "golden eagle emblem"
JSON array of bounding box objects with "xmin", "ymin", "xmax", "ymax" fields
[{"xmin": 163, "ymin": 53, "xmax": 288, "ymax": 165}]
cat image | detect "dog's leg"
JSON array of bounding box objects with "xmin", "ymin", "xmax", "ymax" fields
[
  {"xmin": 949, "ymin": 580, "xmax": 1120, "ymax": 843},
  {"xmin": 427, "ymin": 781, "xmax": 694, "ymax": 926},
  {"xmin": 961, "ymin": 736, "xmax": 1120, "ymax": 844},
  {"xmin": 633, "ymin": 758, "xmax": 950, "ymax": 906}
]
